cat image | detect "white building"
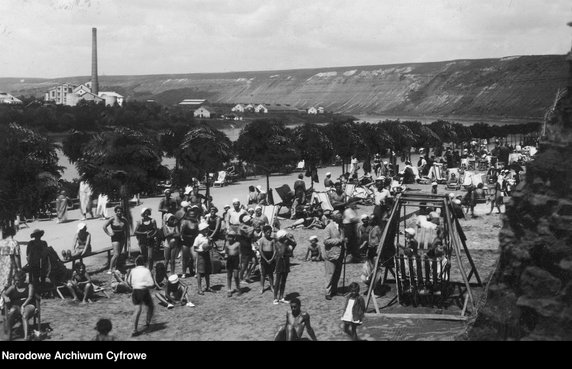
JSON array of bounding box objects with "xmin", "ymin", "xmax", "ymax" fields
[
  {"xmin": 45, "ymin": 82, "xmax": 121, "ymax": 106},
  {"xmin": 194, "ymin": 106, "xmax": 212, "ymax": 118},
  {"xmin": 98, "ymin": 91, "xmax": 124, "ymax": 106},
  {"xmin": 231, "ymin": 104, "xmax": 245, "ymax": 113},
  {"xmin": 317, "ymin": 106, "xmax": 325, "ymax": 114},
  {"xmin": 0, "ymin": 92, "xmax": 23, "ymax": 105},
  {"xmin": 254, "ymin": 104, "xmax": 268, "ymax": 114},
  {"xmin": 307, "ymin": 107, "xmax": 318, "ymax": 115}
]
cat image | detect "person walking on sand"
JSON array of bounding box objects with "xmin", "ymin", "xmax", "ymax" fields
[
  {"xmin": 341, "ymin": 282, "xmax": 366, "ymax": 341},
  {"xmin": 126, "ymin": 256, "xmax": 155, "ymax": 337},
  {"xmin": 274, "ymin": 297, "xmax": 318, "ymax": 341}
]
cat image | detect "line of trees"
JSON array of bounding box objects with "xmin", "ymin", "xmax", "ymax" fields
[{"xmin": 0, "ymin": 100, "xmax": 541, "ymax": 225}]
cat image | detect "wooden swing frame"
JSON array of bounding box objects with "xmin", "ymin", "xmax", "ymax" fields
[{"xmin": 365, "ymin": 192, "xmax": 483, "ymax": 321}]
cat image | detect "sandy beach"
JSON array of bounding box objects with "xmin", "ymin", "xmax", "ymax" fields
[{"xmin": 6, "ymin": 162, "xmax": 502, "ymax": 341}]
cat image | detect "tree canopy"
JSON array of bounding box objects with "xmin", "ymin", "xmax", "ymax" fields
[{"xmin": 0, "ymin": 123, "xmax": 62, "ymax": 223}]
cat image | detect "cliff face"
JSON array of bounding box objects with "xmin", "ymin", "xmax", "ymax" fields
[
  {"xmin": 0, "ymin": 55, "xmax": 567, "ymax": 120},
  {"xmin": 468, "ymin": 54, "xmax": 572, "ymax": 341}
]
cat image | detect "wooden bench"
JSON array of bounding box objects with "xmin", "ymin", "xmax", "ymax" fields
[{"xmin": 63, "ymin": 247, "xmax": 114, "ymax": 269}]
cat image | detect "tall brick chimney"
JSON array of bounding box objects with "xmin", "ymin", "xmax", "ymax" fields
[{"xmin": 91, "ymin": 27, "xmax": 99, "ymax": 95}]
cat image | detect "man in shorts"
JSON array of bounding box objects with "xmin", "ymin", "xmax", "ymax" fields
[{"xmin": 126, "ymin": 256, "xmax": 155, "ymax": 336}]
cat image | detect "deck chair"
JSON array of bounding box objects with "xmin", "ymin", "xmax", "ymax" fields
[
  {"xmin": 446, "ymin": 168, "xmax": 461, "ymax": 190},
  {"xmin": 262, "ymin": 205, "xmax": 278, "ymax": 231},
  {"xmin": 394, "ymin": 254, "xmax": 451, "ymax": 308},
  {"xmin": 310, "ymin": 192, "xmax": 334, "ymax": 212},
  {"xmin": 273, "ymin": 184, "xmax": 294, "ymax": 216},
  {"xmin": 344, "ymin": 183, "xmax": 355, "ymax": 197},
  {"xmin": 213, "ymin": 171, "xmax": 227, "ymax": 187}
]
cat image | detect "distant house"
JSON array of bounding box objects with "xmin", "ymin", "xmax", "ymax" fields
[
  {"xmin": 231, "ymin": 104, "xmax": 245, "ymax": 113},
  {"xmin": 307, "ymin": 107, "xmax": 318, "ymax": 115},
  {"xmin": 317, "ymin": 106, "xmax": 325, "ymax": 114},
  {"xmin": 66, "ymin": 90, "xmax": 104, "ymax": 106},
  {"xmin": 44, "ymin": 82, "xmax": 119, "ymax": 106},
  {"xmin": 0, "ymin": 92, "xmax": 23, "ymax": 105},
  {"xmin": 98, "ymin": 91, "xmax": 124, "ymax": 106},
  {"xmin": 254, "ymin": 104, "xmax": 268, "ymax": 114},
  {"xmin": 194, "ymin": 106, "xmax": 212, "ymax": 119},
  {"xmin": 179, "ymin": 99, "xmax": 207, "ymax": 108},
  {"xmin": 244, "ymin": 104, "xmax": 255, "ymax": 112},
  {"xmin": 44, "ymin": 83, "xmax": 77, "ymax": 105}
]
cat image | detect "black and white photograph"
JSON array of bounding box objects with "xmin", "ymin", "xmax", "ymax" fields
[{"xmin": 0, "ymin": 0, "xmax": 571, "ymax": 343}]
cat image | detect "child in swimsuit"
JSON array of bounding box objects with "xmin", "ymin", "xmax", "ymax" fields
[
  {"xmin": 225, "ymin": 230, "xmax": 241, "ymax": 297},
  {"xmin": 305, "ymin": 236, "xmax": 323, "ymax": 262}
]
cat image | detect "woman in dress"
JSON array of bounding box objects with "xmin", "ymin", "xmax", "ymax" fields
[
  {"xmin": 55, "ymin": 190, "xmax": 70, "ymax": 224},
  {"xmin": 0, "ymin": 223, "xmax": 20, "ymax": 291},
  {"xmin": 103, "ymin": 206, "xmax": 129, "ymax": 274},
  {"xmin": 193, "ymin": 223, "xmax": 213, "ymax": 294}
]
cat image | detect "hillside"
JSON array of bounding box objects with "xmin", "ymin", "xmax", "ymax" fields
[{"xmin": 0, "ymin": 55, "xmax": 566, "ymax": 120}]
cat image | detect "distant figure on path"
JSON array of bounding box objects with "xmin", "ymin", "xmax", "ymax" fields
[
  {"xmin": 55, "ymin": 190, "xmax": 70, "ymax": 224},
  {"xmin": 79, "ymin": 181, "xmax": 94, "ymax": 221},
  {"xmin": 95, "ymin": 193, "xmax": 109, "ymax": 219},
  {"xmin": 323, "ymin": 172, "xmax": 334, "ymax": 189},
  {"xmin": 158, "ymin": 189, "xmax": 179, "ymax": 226}
]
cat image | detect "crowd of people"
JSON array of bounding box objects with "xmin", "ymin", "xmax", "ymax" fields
[{"xmin": 1, "ymin": 138, "xmax": 530, "ymax": 341}]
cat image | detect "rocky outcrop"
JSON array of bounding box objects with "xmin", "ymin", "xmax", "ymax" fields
[
  {"xmin": 0, "ymin": 55, "xmax": 567, "ymax": 120},
  {"xmin": 468, "ymin": 52, "xmax": 572, "ymax": 341}
]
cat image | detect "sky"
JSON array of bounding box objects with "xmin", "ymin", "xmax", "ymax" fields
[{"xmin": 0, "ymin": 0, "xmax": 571, "ymax": 78}]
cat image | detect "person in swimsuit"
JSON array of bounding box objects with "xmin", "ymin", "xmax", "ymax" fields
[
  {"xmin": 274, "ymin": 297, "xmax": 318, "ymax": 341},
  {"xmin": 180, "ymin": 207, "xmax": 199, "ymax": 278},
  {"xmin": 206, "ymin": 206, "xmax": 222, "ymax": 242},
  {"xmin": 63, "ymin": 222, "xmax": 92, "ymax": 261},
  {"xmin": 161, "ymin": 213, "xmax": 180, "ymax": 275},
  {"xmin": 224, "ymin": 230, "xmax": 241, "ymax": 297},
  {"xmin": 256, "ymin": 225, "xmax": 275, "ymax": 295},
  {"xmin": 134, "ymin": 208, "xmax": 158, "ymax": 270},
  {"xmin": 2, "ymin": 271, "xmax": 36, "ymax": 340},
  {"xmin": 70, "ymin": 262, "xmax": 93, "ymax": 303},
  {"xmin": 103, "ymin": 206, "xmax": 129, "ymax": 274},
  {"xmin": 305, "ymin": 235, "xmax": 323, "ymax": 261},
  {"xmin": 273, "ymin": 230, "xmax": 296, "ymax": 305}
]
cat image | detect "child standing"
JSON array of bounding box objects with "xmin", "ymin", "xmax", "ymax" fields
[
  {"xmin": 225, "ymin": 230, "xmax": 242, "ymax": 297},
  {"xmin": 341, "ymin": 282, "xmax": 365, "ymax": 341},
  {"xmin": 305, "ymin": 236, "xmax": 323, "ymax": 262}
]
